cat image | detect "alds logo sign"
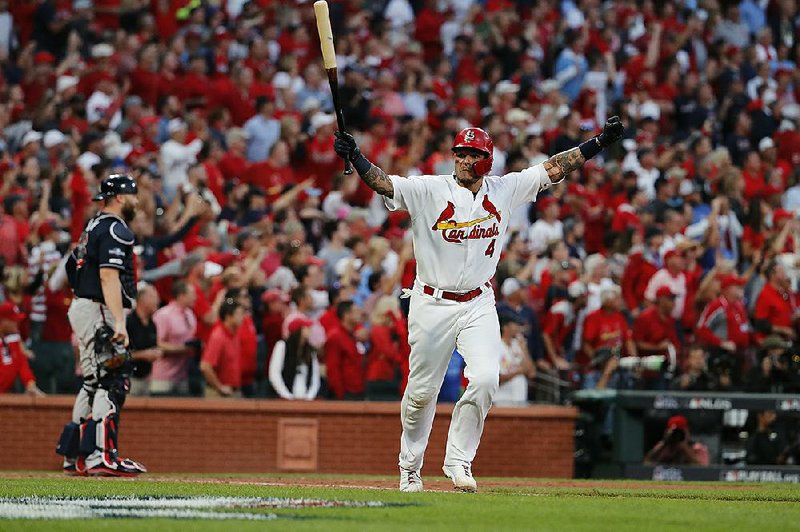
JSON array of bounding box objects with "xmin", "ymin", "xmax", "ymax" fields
[{"xmin": 431, "ymin": 196, "xmax": 502, "ymax": 244}]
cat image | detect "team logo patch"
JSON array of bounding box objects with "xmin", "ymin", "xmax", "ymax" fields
[
  {"xmin": 431, "ymin": 196, "xmax": 502, "ymax": 243},
  {"xmin": 464, "ymin": 129, "xmax": 475, "ymax": 141},
  {"xmin": 109, "ymin": 248, "xmax": 125, "ymax": 257}
]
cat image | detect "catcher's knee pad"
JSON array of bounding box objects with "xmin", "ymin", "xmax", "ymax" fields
[{"xmin": 55, "ymin": 422, "xmax": 81, "ymax": 458}]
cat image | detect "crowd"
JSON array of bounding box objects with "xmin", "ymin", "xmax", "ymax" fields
[{"xmin": 0, "ymin": 0, "xmax": 799, "ymax": 403}]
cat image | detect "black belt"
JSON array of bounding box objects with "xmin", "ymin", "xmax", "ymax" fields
[{"xmin": 422, "ymin": 282, "xmax": 491, "ymax": 302}]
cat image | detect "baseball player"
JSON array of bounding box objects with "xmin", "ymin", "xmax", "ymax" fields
[
  {"xmin": 334, "ymin": 117, "xmax": 624, "ymax": 492},
  {"xmin": 56, "ymin": 174, "xmax": 145, "ymax": 477}
]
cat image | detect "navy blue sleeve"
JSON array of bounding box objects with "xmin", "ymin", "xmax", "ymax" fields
[{"xmin": 98, "ymin": 221, "xmax": 134, "ymax": 270}]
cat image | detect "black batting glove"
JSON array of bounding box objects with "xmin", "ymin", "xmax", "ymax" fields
[
  {"xmin": 334, "ymin": 130, "xmax": 361, "ymax": 162},
  {"xmin": 597, "ymin": 116, "xmax": 625, "ymax": 147}
]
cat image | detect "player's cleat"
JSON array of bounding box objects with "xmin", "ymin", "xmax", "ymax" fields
[
  {"xmin": 87, "ymin": 460, "xmax": 141, "ymax": 477},
  {"xmin": 63, "ymin": 458, "xmax": 87, "ymax": 477},
  {"xmin": 119, "ymin": 457, "xmax": 147, "ymax": 474},
  {"xmin": 443, "ymin": 464, "xmax": 478, "ymax": 493},
  {"xmin": 399, "ymin": 468, "xmax": 423, "ymax": 492}
]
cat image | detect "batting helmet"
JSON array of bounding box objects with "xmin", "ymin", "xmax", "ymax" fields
[
  {"xmin": 93, "ymin": 174, "xmax": 138, "ymax": 201},
  {"xmin": 452, "ymin": 127, "xmax": 494, "ymax": 176}
]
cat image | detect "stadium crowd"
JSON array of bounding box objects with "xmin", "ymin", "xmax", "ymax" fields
[{"xmin": 0, "ymin": 0, "xmax": 799, "ymax": 403}]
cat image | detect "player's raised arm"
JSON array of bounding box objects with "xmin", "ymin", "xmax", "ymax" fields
[
  {"xmin": 333, "ymin": 131, "xmax": 394, "ymax": 198},
  {"xmin": 542, "ymin": 116, "xmax": 624, "ymax": 184}
]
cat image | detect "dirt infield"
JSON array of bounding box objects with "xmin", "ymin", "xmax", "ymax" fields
[{"xmin": 0, "ymin": 472, "xmax": 753, "ymax": 492}]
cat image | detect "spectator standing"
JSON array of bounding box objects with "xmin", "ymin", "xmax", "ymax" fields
[
  {"xmin": 268, "ymin": 317, "xmax": 321, "ymax": 400},
  {"xmin": 494, "ymin": 312, "xmax": 536, "ymax": 404},
  {"xmin": 126, "ymin": 285, "xmax": 163, "ymax": 397},
  {"xmin": 150, "ymin": 280, "xmax": 198, "ymax": 396},
  {"xmin": 496, "ymin": 278, "xmax": 545, "ymax": 367},
  {"xmin": 543, "ymin": 280, "xmax": 587, "ymax": 369},
  {"xmin": 644, "ymin": 249, "xmax": 688, "ymax": 321},
  {"xmin": 244, "ymin": 96, "xmax": 280, "ymax": 162},
  {"xmin": 582, "ymin": 286, "xmax": 636, "ymax": 384},
  {"xmin": 0, "ymin": 302, "xmax": 43, "ymax": 396},
  {"xmin": 324, "ymin": 301, "xmax": 367, "ymax": 400},
  {"xmin": 366, "ymin": 296, "xmax": 409, "ymax": 400},
  {"xmin": 527, "ymin": 196, "xmax": 563, "ymax": 255},
  {"xmin": 201, "ymin": 298, "xmax": 245, "ymax": 398},
  {"xmin": 31, "ymin": 269, "xmax": 76, "ymax": 394},
  {"xmin": 159, "ymin": 118, "xmax": 204, "ymax": 201},
  {"xmin": 752, "ymin": 261, "xmax": 798, "ymax": 343},
  {"xmin": 696, "ymin": 274, "xmax": 752, "ymax": 357},
  {"xmin": 554, "ymin": 29, "xmax": 588, "ymax": 103},
  {"xmin": 622, "ymin": 226, "xmax": 664, "ymax": 315},
  {"xmin": 633, "ymin": 286, "xmax": 680, "ymax": 359}
]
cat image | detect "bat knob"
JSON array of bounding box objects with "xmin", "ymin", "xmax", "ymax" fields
[{"xmin": 343, "ymin": 160, "xmax": 354, "ymax": 175}]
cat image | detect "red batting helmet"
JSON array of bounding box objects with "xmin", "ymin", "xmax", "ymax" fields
[{"xmin": 452, "ymin": 127, "xmax": 494, "ymax": 176}]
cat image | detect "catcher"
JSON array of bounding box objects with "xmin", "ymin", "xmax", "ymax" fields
[{"xmin": 56, "ymin": 174, "xmax": 146, "ymax": 477}]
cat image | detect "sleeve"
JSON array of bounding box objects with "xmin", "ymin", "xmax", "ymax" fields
[
  {"xmin": 15, "ymin": 349, "xmax": 35, "ymax": 387},
  {"xmin": 621, "ymin": 255, "xmax": 641, "ymax": 310},
  {"xmin": 643, "ymin": 271, "xmax": 662, "ymax": 302},
  {"xmin": 201, "ymin": 329, "xmax": 223, "ymax": 367},
  {"xmin": 188, "ymin": 138, "xmax": 204, "ymax": 157},
  {"xmin": 582, "ymin": 313, "xmax": 598, "ymax": 347},
  {"xmin": 504, "ymin": 164, "xmax": 551, "ymax": 210},
  {"xmin": 382, "ymin": 175, "xmax": 431, "ymax": 218},
  {"xmin": 152, "ymin": 310, "xmax": 170, "ymax": 344},
  {"xmin": 149, "ymin": 216, "xmax": 199, "ymax": 251},
  {"xmin": 753, "ymin": 291, "xmax": 771, "ymax": 322},
  {"xmin": 97, "ymin": 222, "xmax": 133, "ymax": 270},
  {"xmin": 696, "ymin": 303, "xmax": 724, "ymax": 347},
  {"xmin": 324, "ymin": 336, "xmax": 344, "ymax": 399},
  {"xmin": 193, "ymin": 288, "xmax": 211, "ymax": 320},
  {"xmin": 370, "ymin": 327, "xmax": 402, "ymax": 364},
  {"xmin": 268, "ymin": 341, "xmax": 294, "ymax": 400},
  {"xmin": 306, "ymin": 355, "xmax": 321, "ymax": 400}
]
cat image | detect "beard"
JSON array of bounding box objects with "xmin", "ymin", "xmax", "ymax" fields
[{"xmin": 122, "ymin": 203, "xmax": 136, "ymax": 222}]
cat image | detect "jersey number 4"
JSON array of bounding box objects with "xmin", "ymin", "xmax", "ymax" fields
[{"xmin": 484, "ymin": 239, "xmax": 496, "ymax": 257}]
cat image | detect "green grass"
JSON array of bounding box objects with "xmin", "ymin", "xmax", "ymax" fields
[{"xmin": 0, "ymin": 474, "xmax": 799, "ymax": 531}]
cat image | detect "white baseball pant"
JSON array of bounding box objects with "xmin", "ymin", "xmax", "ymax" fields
[{"xmin": 398, "ymin": 285, "xmax": 500, "ymax": 472}]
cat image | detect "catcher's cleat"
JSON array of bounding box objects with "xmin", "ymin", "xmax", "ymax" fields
[
  {"xmin": 87, "ymin": 457, "xmax": 141, "ymax": 478},
  {"xmin": 63, "ymin": 457, "xmax": 87, "ymax": 477}
]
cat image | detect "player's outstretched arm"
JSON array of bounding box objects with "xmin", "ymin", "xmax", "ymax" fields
[
  {"xmin": 333, "ymin": 131, "xmax": 394, "ymax": 198},
  {"xmin": 542, "ymin": 116, "xmax": 624, "ymax": 184}
]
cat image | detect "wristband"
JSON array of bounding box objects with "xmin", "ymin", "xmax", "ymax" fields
[
  {"xmin": 579, "ymin": 136, "xmax": 603, "ymax": 160},
  {"xmin": 352, "ymin": 151, "xmax": 372, "ymax": 175}
]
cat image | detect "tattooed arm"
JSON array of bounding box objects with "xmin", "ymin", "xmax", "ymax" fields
[
  {"xmin": 542, "ymin": 147, "xmax": 586, "ymax": 185},
  {"xmin": 333, "ymin": 131, "xmax": 394, "ymax": 198},
  {"xmin": 542, "ymin": 116, "xmax": 625, "ymax": 185},
  {"xmin": 360, "ymin": 164, "xmax": 395, "ymax": 198}
]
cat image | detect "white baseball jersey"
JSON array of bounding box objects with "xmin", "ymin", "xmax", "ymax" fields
[{"xmin": 384, "ymin": 164, "xmax": 552, "ymax": 291}]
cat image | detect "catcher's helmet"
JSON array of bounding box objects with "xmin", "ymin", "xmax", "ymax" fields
[
  {"xmin": 452, "ymin": 127, "xmax": 494, "ymax": 176},
  {"xmin": 93, "ymin": 174, "xmax": 138, "ymax": 201}
]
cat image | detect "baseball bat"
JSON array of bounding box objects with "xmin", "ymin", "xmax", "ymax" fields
[{"xmin": 314, "ymin": 0, "xmax": 353, "ymax": 175}]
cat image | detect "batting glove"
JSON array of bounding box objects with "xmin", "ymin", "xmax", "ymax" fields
[
  {"xmin": 597, "ymin": 116, "xmax": 625, "ymax": 147},
  {"xmin": 334, "ymin": 131, "xmax": 361, "ymax": 162}
]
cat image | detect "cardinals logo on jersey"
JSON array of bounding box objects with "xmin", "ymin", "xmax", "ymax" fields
[{"xmin": 432, "ymin": 196, "xmax": 502, "ymax": 243}]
